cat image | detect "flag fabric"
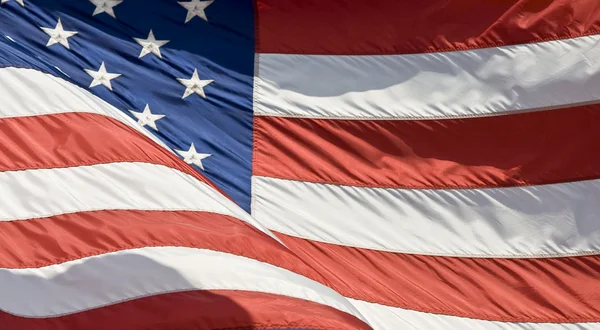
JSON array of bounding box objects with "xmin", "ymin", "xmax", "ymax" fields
[
  {"xmin": 0, "ymin": 1, "xmax": 370, "ymax": 329},
  {"xmin": 1, "ymin": 0, "xmax": 600, "ymax": 329},
  {"xmin": 252, "ymin": 1, "xmax": 600, "ymax": 328}
]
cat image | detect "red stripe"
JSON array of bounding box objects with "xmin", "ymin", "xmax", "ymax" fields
[
  {"xmin": 254, "ymin": 105, "xmax": 600, "ymax": 189},
  {"xmin": 0, "ymin": 112, "xmax": 225, "ymax": 197},
  {"xmin": 1, "ymin": 289, "xmax": 371, "ymax": 330},
  {"xmin": 256, "ymin": 0, "xmax": 600, "ymax": 55},
  {"xmin": 0, "ymin": 210, "xmax": 324, "ymax": 285},
  {"xmin": 276, "ymin": 233, "xmax": 600, "ymax": 322},
  {"xmin": 0, "ymin": 210, "xmax": 370, "ymax": 328}
]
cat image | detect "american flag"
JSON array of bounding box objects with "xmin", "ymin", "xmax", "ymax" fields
[{"xmin": 0, "ymin": 0, "xmax": 599, "ymax": 329}]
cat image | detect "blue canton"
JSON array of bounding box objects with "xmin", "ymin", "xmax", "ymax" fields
[{"xmin": 0, "ymin": 0, "xmax": 256, "ymax": 211}]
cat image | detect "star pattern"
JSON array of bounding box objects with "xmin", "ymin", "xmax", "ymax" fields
[
  {"xmin": 177, "ymin": 69, "xmax": 214, "ymax": 99},
  {"xmin": 84, "ymin": 62, "xmax": 122, "ymax": 91},
  {"xmin": 133, "ymin": 30, "xmax": 170, "ymax": 59},
  {"xmin": 175, "ymin": 143, "xmax": 211, "ymax": 170},
  {"xmin": 179, "ymin": 0, "xmax": 213, "ymax": 23},
  {"xmin": 90, "ymin": 0, "xmax": 122, "ymax": 18},
  {"xmin": 40, "ymin": 18, "xmax": 78, "ymax": 49},
  {"xmin": 1, "ymin": 0, "xmax": 24, "ymax": 6},
  {"xmin": 129, "ymin": 104, "xmax": 165, "ymax": 131}
]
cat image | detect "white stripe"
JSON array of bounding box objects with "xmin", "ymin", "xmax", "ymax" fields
[
  {"xmin": 252, "ymin": 176, "xmax": 600, "ymax": 258},
  {"xmin": 255, "ymin": 34, "xmax": 600, "ymax": 119},
  {"xmin": 348, "ymin": 298, "xmax": 595, "ymax": 330},
  {"xmin": 0, "ymin": 67, "xmax": 168, "ymax": 149},
  {"xmin": 0, "ymin": 246, "xmax": 365, "ymax": 321},
  {"xmin": 0, "ymin": 162, "xmax": 275, "ymax": 240}
]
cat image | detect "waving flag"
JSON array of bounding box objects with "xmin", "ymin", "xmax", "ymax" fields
[
  {"xmin": 0, "ymin": 0, "xmax": 599, "ymax": 329},
  {"xmin": 252, "ymin": 1, "xmax": 600, "ymax": 328},
  {"xmin": 0, "ymin": 1, "xmax": 370, "ymax": 329}
]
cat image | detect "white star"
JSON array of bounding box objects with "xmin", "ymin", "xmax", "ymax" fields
[
  {"xmin": 1, "ymin": 0, "xmax": 24, "ymax": 6},
  {"xmin": 176, "ymin": 143, "xmax": 211, "ymax": 170},
  {"xmin": 40, "ymin": 19, "xmax": 78, "ymax": 49},
  {"xmin": 84, "ymin": 62, "xmax": 122, "ymax": 91},
  {"xmin": 129, "ymin": 104, "xmax": 165, "ymax": 131},
  {"xmin": 133, "ymin": 30, "xmax": 169, "ymax": 59},
  {"xmin": 90, "ymin": 0, "xmax": 122, "ymax": 19},
  {"xmin": 177, "ymin": 69, "xmax": 213, "ymax": 99},
  {"xmin": 179, "ymin": 0, "xmax": 213, "ymax": 23}
]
